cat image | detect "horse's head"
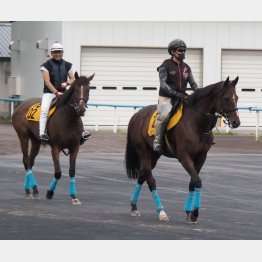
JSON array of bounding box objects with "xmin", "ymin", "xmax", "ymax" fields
[
  {"xmin": 59, "ymin": 72, "xmax": 95, "ymax": 117},
  {"xmin": 219, "ymin": 76, "xmax": 240, "ymax": 128}
]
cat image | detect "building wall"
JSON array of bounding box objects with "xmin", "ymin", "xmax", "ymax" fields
[
  {"xmin": 11, "ymin": 21, "xmax": 262, "ymax": 98},
  {"xmin": 9, "ymin": 21, "xmax": 262, "ymax": 128},
  {"xmin": 61, "ymin": 21, "xmax": 262, "ymax": 87},
  {"xmin": 11, "ymin": 21, "xmax": 62, "ymax": 98}
]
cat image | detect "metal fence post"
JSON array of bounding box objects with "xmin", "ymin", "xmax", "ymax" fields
[
  {"xmin": 95, "ymin": 106, "xmax": 99, "ymax": 131},
  {"xmin": 113, "ymin": 107, "xmax": 117, "ymax": 133},
  {"xmin": 255, "ymin": 110, "xmax": 260, "ymax": 141}
]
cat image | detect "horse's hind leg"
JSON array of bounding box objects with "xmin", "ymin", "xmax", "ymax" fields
[
  {"xmin": 130, "ymin": 171, "xmax": 145, "ymax": 217},
  {"xmin": 28, "ymin": 137, "xmax": 41, "ymax": 199},
  {"xmin": 140, "ymin": 151, "xmax": 168, "ymax": 221},
  {"xmin": 16, "ymin": 133, "xmax": 34, "ymax": 198}
]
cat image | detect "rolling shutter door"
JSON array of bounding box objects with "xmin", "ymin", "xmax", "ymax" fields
[{"xmin": 222, "ymin": 50, "xmax": 262, "ymax": 127}]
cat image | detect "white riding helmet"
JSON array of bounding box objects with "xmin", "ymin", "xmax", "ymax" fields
[{"xmin": 51, "ymin": 42, "xmax": 64, "ymax": 52}]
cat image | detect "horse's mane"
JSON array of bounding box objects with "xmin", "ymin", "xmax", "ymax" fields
[
  {"xmin": 56, "ymin": 76, "xmax": 90, "ymax": 108},
  {"xmin": 186, "ymin": 81, "xmax": 223, "ymax": 106}
]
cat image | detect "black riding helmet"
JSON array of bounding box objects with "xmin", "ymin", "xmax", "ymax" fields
[{"xmin": 168, "ymin": 39, "xmax": 187, "ymax": 55}]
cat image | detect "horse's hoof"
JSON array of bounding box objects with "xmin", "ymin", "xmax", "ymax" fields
[
  {"xmin": 72, "ymin": 198, "xmax": 82, "ymax": 205},
  {"xmin": 186, "ymin": 217, "xmax": 198, "ymax": 224},
  {"xmin": 186, "ymin": 211, "xmax": 198, "ymax": 224},
  {"xmin": 32, "ymin": 194, "xmax": 40, "ymax": 200},
  {"xmin": 46, "ymin": 190, "xmax": 54, "ymax": 199},
  {"xmin": 159, "ymin": 210, "xmax": 169, "ymax": 221},
  {"xmin": 25, "ymin": 193, "xmax": 33, "ymax": 199},
  {"xmin": 130, "ymin": 210, "xmax": 141, "ymax": 216}
]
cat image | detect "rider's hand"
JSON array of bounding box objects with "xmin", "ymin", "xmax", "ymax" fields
[
  {"xmin": 176, "ymin": 93, "xmax": 187, "ymax": 100},
  {"xmin": 61, "ymin": 82, "xmax": 69, "ymax": 89},
  {"xmin": 55, "ymin": 91, "xmax": 63, "ymax": 97}
]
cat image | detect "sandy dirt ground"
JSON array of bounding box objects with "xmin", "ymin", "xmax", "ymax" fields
[{"xmin": 1, "ymin": 122, "xmax": 262, "ymax": 155}]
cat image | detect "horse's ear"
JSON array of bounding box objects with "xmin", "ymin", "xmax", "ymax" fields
[
  {"xmin": 232, "ymin": 76, "xmax": 239, "ymax": 86},
  {"xmin": 87, "ymin": 73, "xmax": 95, "ymax": 82},
  {"xmin": 74, "ymin": 71, "xmax": 79, "ymax": 79},
  {"xmin": 224, "ymin": 76, "xmax": 230, "ymax": 87}
]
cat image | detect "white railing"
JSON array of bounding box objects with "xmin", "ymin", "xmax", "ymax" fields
[{"xmin": 1, "ymin": 98, "xmax": 262, "ymax": 140}]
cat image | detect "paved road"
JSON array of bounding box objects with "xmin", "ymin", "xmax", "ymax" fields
[{"xmin": 0, "ymin": 151, "xmax": 261, "ymax": 240}]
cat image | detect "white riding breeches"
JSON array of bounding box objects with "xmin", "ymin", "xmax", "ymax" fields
[
  {"xmin": 39, "ymin": 93, "xmax": 56, "ymax": 135},
  {"xmin": 157, "ymin": 96, "xmax": 172, "ymax": 121},
  {"xmin": 153, "ymin": 96, "xmax": 173, "ymax": 149}
]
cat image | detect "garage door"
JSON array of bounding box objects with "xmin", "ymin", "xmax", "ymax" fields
[
  {"xmin": 222, "ymin": 50, "xmax": 262, "ymax": 127},
  {"xmin": 81, "ymin": 47, "xmax": 203, "ymax": 129}
]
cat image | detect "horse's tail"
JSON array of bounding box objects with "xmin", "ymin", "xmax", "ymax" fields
[{"xmin": 125, "ymin": 132, "xmax": 140, "ymax": 180}]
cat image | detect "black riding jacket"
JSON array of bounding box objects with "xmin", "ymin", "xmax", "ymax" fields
[
  {"xmin": 41, "ymin": 58, "xmax": 72, "ymax": 93},
  {"xmin": 157, "ymin": 58, "xmax": 198, "ymax": 98}
]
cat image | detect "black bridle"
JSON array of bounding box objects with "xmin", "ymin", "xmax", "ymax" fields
[{"xmin": 67, "ymin": 84, "xmax": 89, "ymax": 116}]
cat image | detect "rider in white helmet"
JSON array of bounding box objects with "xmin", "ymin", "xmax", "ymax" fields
[{"xmin": 39, "ymin": 42, "xmax": 91, "ymax": 144}]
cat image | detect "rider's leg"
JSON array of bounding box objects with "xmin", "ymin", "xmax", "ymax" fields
[
  {"xmin": 39, "ymin": 93, "xmax": 56, "ymax": 141},
  {"xmin": 153, "ymin": 96, "xmax": 172, "ymax": 153}
]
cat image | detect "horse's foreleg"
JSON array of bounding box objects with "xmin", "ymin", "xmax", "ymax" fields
[
  {"xmin": 180, "ymin": 154, "xmax": 203, "ymax": 223},
  {"xmin": 46, "ymin": 146, "xmax": 62, "ymax": 199},
  {"xmin": 69, "ymin": 147, "xmax": 81, "ymax": 205}
]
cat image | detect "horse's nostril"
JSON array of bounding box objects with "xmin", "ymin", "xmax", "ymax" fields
[{"xmin": 232, "ymin": 121, "xmax": 240, "ymax": 128}]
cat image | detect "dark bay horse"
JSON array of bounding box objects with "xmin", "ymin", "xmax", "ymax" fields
[
  {"xmin": 125, "ymin": 76, "xmax": 240, "ymax": 223},
  {"xmin": 12, "ymin": 72, "xmax": 94, "ymax": 205}
]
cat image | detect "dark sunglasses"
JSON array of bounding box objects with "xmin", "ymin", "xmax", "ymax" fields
[
  {"xmin": 52, "ymin": 50, "xmax": 63, "ymax": 54},
  {"xmin": 176, "ymin": 48, "xmax": 186, "ymax": 53}
]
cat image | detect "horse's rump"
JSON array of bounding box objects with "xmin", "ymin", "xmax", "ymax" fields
[{"xmin": 12, "ymin": 98, "xmax": 42, "ymax": 138}]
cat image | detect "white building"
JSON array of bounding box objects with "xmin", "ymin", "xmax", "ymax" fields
[{"xmin": 9, "ymin": 21, "xmax": 262, "ymax": 129}]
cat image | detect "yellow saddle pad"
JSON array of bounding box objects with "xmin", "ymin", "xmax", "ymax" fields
[
  {"xmin": 26, "ymin": 103, "xmax": 56, "ymax": 122},
  {"xmin": 148, "ymin": 103, "xmax": 183, "ymax": 136}
]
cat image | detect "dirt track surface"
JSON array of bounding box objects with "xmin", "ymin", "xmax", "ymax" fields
[{"xmin": 1, "ymin": 123, "xmax": 262, "ymax": 155}]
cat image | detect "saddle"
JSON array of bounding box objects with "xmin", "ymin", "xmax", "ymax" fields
[
  {"xmin": 148, "ymin": 102, "xmax": 183, "ymax": 137},
  {"xmin": 25, "ymin": 99, "xmax": 57, "ymax": 122}
]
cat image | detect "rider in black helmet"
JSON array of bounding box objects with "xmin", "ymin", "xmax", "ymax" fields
[{"xmin": 153, "ymin": 39, "xmax": 198, "ymax": 153}]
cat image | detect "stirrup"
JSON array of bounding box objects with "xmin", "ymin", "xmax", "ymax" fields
[
  {"xmin": 153, "ymin": 144, "xmax": 162, "ymax": 153},
  {"xmin": 40, "ymin": 133, "xmax": 49, "ymax": 144},
  {"xmin": 82, "ymin": 130, "xmax": 91, "ymax": 140},
  {"xmin": 80, "ymin": 131, "xmax": 91, "ymax": 145}
]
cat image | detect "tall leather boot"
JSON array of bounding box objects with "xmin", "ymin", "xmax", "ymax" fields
[{"xmin": 153, "ymin": 119, "xmax": 166, "ymax": 153}]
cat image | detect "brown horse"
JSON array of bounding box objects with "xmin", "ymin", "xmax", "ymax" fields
[
  {"xmin": 125, "ymin": 76, "xmax": 240, "ymax": 223},
  {"xmin": 12, "ymin": 72, "xmax": 94, "ymax": 204}
]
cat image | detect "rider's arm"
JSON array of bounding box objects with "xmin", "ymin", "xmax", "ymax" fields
[
  {"xmin": 158, "ymin": 67, "xmax": 180, "ymax": 97},
  {"xmin": 67, "ymin": 69, "xmax": 75, "ymax": 85},
  {"xmin": 188, "ymin": 70, "xmax": 198, "ymax": 91},
  {"xmin": 41, "ymin": 70, "xmax": 58, "ymax": 94}
]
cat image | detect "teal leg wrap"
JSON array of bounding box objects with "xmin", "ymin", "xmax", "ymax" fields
[
  {"xmin": 24, "ymin": 169, "xmax": 32, "ymax": 190},
  {"xmin": 193, "ymin": 187, "xmax": 202, "ymax": 209},
  {"xmin": 49, "ymin": 179, "xmax": 59, "ymax": 191},
  {"xmin": 184, "ymin": 191, "xmax": 194, "ymax": 212},
  {"xmin": 69, "ymin": 177, "xmax": 76, "ymax": 196},
  {"xmin": 30, "ymin": 173, "xmax": 37, "ymax": 188},
  {"xmin": 24, "ymin": 169, "xmax": 38, "ymax": 190},
  {"xmin": 130, "ymin": 183, "xmax": 142, "ymax": 205},
  {"xmin": 151, "ymin": 189, "xmax": 164, "ymax": 213}
]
